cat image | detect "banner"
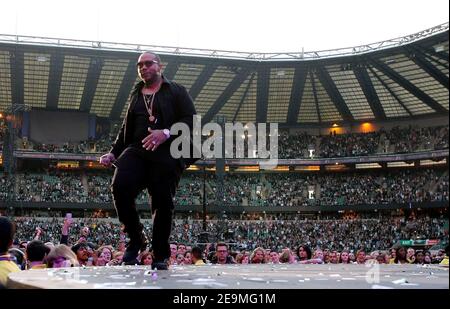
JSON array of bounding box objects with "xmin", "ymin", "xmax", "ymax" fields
[{"xmin": 400, "ymin": 239, "xmax": 439, "ymax": 246}]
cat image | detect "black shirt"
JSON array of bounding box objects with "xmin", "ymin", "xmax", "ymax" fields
[
  {"xmin": 110, "ymin": 76, "xmax": 198, "ymax": 167},
  {"xmin": 129, "ymin": 91, "xmax": 170, "ymax": 162},
  {"xmin": 131, "ymin": 93, "xmax": 164, "ymax": 147}
]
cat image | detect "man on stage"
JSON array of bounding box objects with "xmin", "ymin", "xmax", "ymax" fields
[{"xmin": 100, "ymin": 51, "xmax": 197, "ymax": 269}]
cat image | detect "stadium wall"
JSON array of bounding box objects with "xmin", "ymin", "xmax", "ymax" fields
[{"xmin": 29, "ymin": 109, "xmax": 89, "ymax": 143}]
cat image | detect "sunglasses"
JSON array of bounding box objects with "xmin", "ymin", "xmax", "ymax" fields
[{"xmin": 136, "ymin": 60, "xmax": 159, "ymax": 68}]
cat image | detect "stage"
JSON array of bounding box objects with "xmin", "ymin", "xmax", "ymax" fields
[{"xmin": 7, "ymin": 264, "xmax": 448, "ymax": 289}]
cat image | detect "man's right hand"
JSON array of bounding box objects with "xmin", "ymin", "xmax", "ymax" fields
[{"xmin": 99, "ymin": 153, "xmax": 116, "ymax": 167}]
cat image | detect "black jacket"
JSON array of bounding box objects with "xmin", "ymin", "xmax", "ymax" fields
[{"xmin": 110, "ymin": 76, "xmax": 199, "ymax": 169}]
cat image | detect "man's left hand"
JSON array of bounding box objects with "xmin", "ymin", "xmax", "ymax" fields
[{"xmin": 142, "ymin": 128, "xmax": 168, "ymax": 151}]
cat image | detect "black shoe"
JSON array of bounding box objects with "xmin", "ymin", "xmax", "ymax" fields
[
  {"xmin": 122, "ymin": 244, "xmax": 140, "ymax": 264},
  {"xmin": 122, "ymin": 231, "xmax": 149, "ymax": 264},
  {"xmin": 151, "ymin": 259, "xmax": 169, "ymax": 270},
  {"xmin": 122, "ymin": 257, "xmax": 139, "ymax": 265}
]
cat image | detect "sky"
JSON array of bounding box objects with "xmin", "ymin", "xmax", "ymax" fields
[{"xmin": 0, "ymin": 0, "xmax": 449, "ymax": 53}]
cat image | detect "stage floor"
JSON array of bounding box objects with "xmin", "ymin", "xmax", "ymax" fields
[{"xmin": 7, "ymin": 263, "xmax": 448, "ymax": 289}]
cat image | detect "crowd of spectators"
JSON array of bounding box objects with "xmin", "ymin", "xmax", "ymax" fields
[
  {"xmin": 16, "ymin": 130, "xmax": 117, "ymax": 154},
  {"xmin": 6, "ymin": 212, "xmax": 449, "ymax": 254},
  {"xmin": 318, "ymin": 131, "xmax": 379, "ymax": 158},
  {"xmin": 28, "ymin": 140, "xmax": 92, "ymax": 154},
  {"xmin": 278, "ymin": 131, "xmax": 317, "ymax": 158},
  {"xmin": 0, "ymin": 211, "xmax": 447, "ymax": 284},
  {"xmin": 0, "ymin": 173, "xmax": 13, "ymax": 201},
  {"xmin": 434, "ymin": 126, "xmax": 449, "ymax": 150},
  {"xmin": 384, "ymin": 125, "xmax": 449, "ymax": 154},
  {"xmin": 264, "ymin": 168, "xmax": 449, "ymax": 207},
  {"xmin": 15, "ymin": 172, "xmax": 87, "ymax": 203},
  {"xmin": 12, "ymin": 125, "xmax": 449, "ymax": 159},
  {"xmin": 0, "ymin": 168, "xmax": 448, "ymax": 207}
]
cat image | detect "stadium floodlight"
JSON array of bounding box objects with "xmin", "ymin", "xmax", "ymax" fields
[{"xmin": 36, "ymin": 56, "xmax": 48, "ymax": 62}]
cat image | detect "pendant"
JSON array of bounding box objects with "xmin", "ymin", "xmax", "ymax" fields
[{"xmin": 149, "ymin": 116, "xmax": 156, "ymax": 123}]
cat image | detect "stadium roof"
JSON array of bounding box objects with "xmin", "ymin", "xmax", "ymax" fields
[{"xmin": 0, "ymin": 23, "xmax": 448, "ymax": 126}]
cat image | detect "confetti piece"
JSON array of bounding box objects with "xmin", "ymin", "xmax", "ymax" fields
[
  {"xmin": 192, "ymin": 282, "xmax": 228, "ymax": 287},
  {"xmin": 108, "ymin": 275, "xmax": 129, "ymax": 280},
  {"xmin": 170, "ymin": 273, "xmax": 189, "ymax": 277},
  {"xmin": 400, "ymin": 283, "xmax": 419, "ymax": 286},
  {"xmin": 372, "ymin": 284, "xmax": 394, "ymax": 289},
  {"xmin": 246, "ymin": 277, "xmax": 264, "ymax": 282},
  {"xmin": 392, "ymin": 278, "xmax": 408, "ymax": 284},
  {"xmin": 192, "ymin": 278, "xmax": 216, "ymax": 283}
]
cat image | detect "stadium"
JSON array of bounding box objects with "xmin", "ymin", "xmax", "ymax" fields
[{"xmin": 0, "ymin": 20, "xmax": 448, "ymax": 293}]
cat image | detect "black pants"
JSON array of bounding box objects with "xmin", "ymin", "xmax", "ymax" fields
[{"xmin": 111, "ymin": 147, "xmax": 181, "ymax": 261}]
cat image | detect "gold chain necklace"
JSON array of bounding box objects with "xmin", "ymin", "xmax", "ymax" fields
[
  {"xmin": 142, "ymin": 82, "xmax": 161, "ymax": 123},
  {"xmin": 143, "ymin": 92, "xmax": 156, "ymax": 123}
]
